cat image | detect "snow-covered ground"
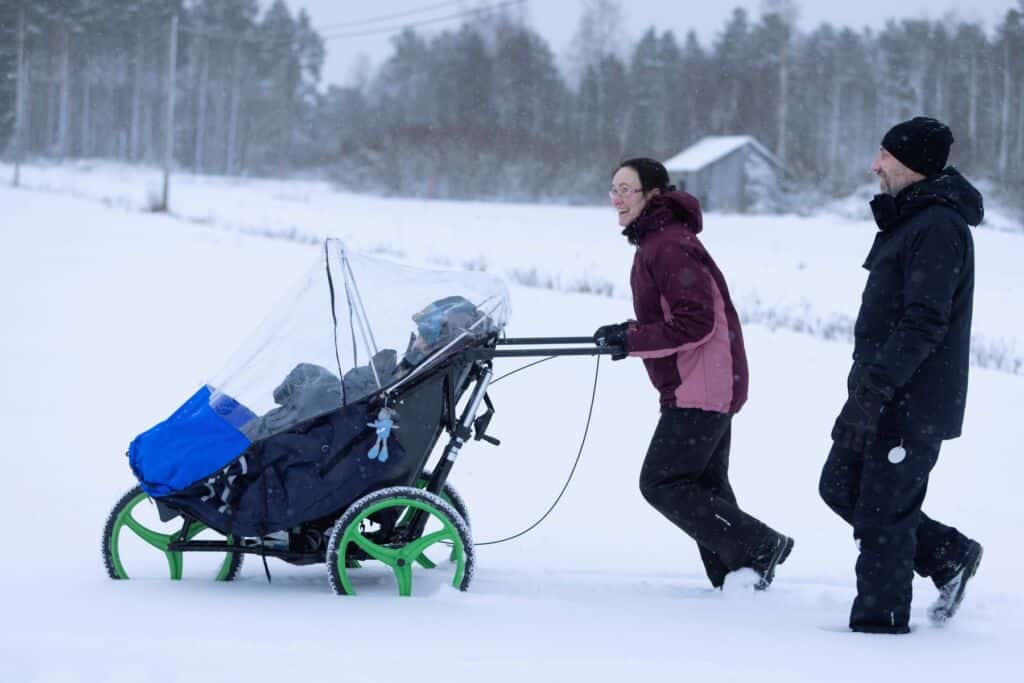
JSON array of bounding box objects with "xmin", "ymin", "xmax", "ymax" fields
[{"xmin": 1, "ymin": 168, "xmax": 1022, "ymax": 682}]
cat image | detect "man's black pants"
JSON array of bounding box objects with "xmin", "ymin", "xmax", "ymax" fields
[
  {"xmin": 640, "ymin": 407, "xmax": 778, "ymax": 588},
  {"xmin": 819, "ymin": 437, "xmax": 969, "ymax": 629}
]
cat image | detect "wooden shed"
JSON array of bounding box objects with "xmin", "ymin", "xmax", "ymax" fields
[{"xmin": 663, "ymin": 136, "xmax": 785, "ymax": 213}]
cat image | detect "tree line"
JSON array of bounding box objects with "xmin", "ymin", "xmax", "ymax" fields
[
  {"xmin": 0, "ymin": 0, "xmax": 323, "ymax": 176},
  {"xmin": 2, "ymin": 1, "xmax": 1022, "ymax": 206}
]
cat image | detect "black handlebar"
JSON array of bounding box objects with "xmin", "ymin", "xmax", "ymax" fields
[
  {"xmin": 497, "ymin": 336, "xmax": 595, "ymax": 345},
  {"xmin": 465, "ymin": 335, "xmax": 619, "ymax": 359}
]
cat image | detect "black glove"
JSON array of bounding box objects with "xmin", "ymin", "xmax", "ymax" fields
[
  {"xmin": 593, "ymin": 323, "xmax": 629, "ymax": 361},
  {"xmin": 831, "ymin": 374, "xmax": 894, "ymax": 452}
]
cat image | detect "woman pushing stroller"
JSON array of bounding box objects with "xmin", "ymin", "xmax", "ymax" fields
[{"xmin": 594, "ymin": 158, "xmax": 793, "ymax": 590}]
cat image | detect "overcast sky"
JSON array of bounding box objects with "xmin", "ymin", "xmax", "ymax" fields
[{"xmin": 279, "ymin": 0, "xmax": 1020, "ymax": 86}]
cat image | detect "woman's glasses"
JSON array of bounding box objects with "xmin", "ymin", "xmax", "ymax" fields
[{"xmin": 608, "ymin": 186, "xmax": 643, "ymax": 200}]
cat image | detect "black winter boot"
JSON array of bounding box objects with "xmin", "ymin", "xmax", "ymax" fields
[
  {"xmin": 928, "ymin": 540, "xmax": 983, "ymax": 625},
  {"xmin": 752, "ymin": 534, "xmax": 794, "ymax": 590}
]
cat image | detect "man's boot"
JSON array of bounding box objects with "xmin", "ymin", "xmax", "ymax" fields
[{"xmin": 928, "ymin": 540, "xmax": 983, "ymax": 625}]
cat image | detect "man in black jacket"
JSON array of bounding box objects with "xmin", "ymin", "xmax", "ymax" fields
[{"xmin": 819, "ymin": 117, "xmax": 984, "ymax": 634}]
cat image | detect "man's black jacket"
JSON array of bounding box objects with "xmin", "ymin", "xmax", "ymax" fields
[{"xmin": 850, "ymin": 167, "xmax": 983, "ymax": 441}]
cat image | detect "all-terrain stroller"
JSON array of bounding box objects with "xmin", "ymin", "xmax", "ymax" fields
[{"xmin": 102, "ymin": 239, "xmax": 611, "ymax": 596}]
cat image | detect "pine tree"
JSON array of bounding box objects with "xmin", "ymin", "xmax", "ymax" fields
[
  {"xmin": 995, "ymin": 8, "xmax": 1023, "ymax": 178},
  {"xmin": 713, "ymin": 8, "xmax": 754, "ymax": 134},
  {"xmin": 624, "ymin": 28, "xmax": 661, "ymax": 157}
]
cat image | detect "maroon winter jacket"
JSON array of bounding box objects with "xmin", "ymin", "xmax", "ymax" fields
[{"xmin": 623, "ymin": 191, "xmax": 749, "ymax": 414}]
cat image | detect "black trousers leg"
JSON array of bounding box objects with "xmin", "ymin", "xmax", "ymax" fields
[
  {"xmin": 639, "ymin": 408, "xmax": 775, "ymax": 586},
  {"xmin": 819, "ymin": 440, "xmax": 969, "ymax": 587},
  {"xmin": 914, "ymin": 512, "xmax": 971, "ymax": 588},
  {"xmin": 818, "ymin": 437, "xmax": 964, "ymax": 628},
  {"xmin": 695, "ymin": 426, "xmax": 738, "ymax": 587}
]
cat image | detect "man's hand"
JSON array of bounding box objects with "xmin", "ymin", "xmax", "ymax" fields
[
  {"xmin": 593, "ymin": 323, "xmax": 629, "ymax": 360},
  {"xmin": 831, "ymin": 376, "xmax": 894, "ymax": 452}
]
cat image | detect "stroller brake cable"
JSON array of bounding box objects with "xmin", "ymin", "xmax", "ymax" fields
[
  {"xmin": 490, "ymin": 355, "xmax": 557, "ymax": 384},
  {"xmin": 473, "ymin": 353, "xmax": 601, "ymax": 546}
]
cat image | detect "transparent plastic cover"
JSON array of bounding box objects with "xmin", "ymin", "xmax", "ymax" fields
[{"xmin": 207, "ymin": 239, "xmax": 510, "ymax": 441}]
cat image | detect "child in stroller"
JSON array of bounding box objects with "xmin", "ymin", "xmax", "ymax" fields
[{"xmin": 239, "ymin": 295, "xmax": 490, "ymax": 441}]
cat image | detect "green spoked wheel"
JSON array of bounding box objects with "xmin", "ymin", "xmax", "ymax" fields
[
  {"xmin": 102, "ymin": 485, "xmax": 243, "ymax": 581},
  {"xmin": 326, "ymin": 486, "xmax": 473, "ymax": 597}
]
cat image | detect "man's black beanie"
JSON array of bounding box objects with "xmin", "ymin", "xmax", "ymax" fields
[{"xmin": 881, "ymin": 116, "xmax": 954, "ymax": 176}]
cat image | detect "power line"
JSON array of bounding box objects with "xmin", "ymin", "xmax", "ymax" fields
[
  {"xmin": 1, "ymin": 1, "xmax": 528, "ymax": 53},
  {"xmin": 317, "ymin": 1, "xmax": 466, "ymax": 32},
  {"xmin": 178, "ymin": 24, "xmax": 261, "ymax": 46},
  {"xmin": 148, "ymin": 0, "xmax": 525, "ymax": 50},
  {"xmin": 321, "ymin": 0, "xmax": 526, "ymax": 42}
]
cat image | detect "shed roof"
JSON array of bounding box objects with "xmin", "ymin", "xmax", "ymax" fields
[{"xmin": 663, "ymin": 135, "xmax": 783, "ymax": 172}]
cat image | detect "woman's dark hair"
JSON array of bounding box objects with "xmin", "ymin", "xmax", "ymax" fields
[{"xmin": 615, "ymin": 157, "xmax": 676, "ymax": 193}]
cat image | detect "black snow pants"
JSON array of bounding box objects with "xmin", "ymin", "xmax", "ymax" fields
[
  {"xmin": 639, "ymin": 407, "xmax": 778, "ymax": 588},
  {"xmin": 819, "ymin": 437, "xmax": 970, "ymax": 630}
]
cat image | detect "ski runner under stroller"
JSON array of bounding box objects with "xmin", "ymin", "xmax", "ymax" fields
[{"xmin": 103, "ymin": 239, "xmax": 615, "ymax": 596}]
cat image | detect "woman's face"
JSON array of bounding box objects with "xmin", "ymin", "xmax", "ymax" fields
[{"xmin": 610, "ymin": 166, "xmax": 654, "ymax": 227}]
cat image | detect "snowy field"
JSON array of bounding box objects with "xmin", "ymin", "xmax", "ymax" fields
[
  {"xmin": 1, "ymin": 167, "xmax": 1022, "ymax": 682},
  {"xmin": 4, "ymin": 160, "xmax": 1023, "ymax": 373}
]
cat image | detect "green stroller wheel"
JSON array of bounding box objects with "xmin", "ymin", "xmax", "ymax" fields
[
  {"xmin": 102, "ymin": 485, "xmax": 243, "ymax": 581},
  {"xmin": 326, "ymin": 486, "xmax": 473, "ymax": 597}
]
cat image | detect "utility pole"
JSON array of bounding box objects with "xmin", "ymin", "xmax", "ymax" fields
[
  {"xmin": 57, "ymin": 13, "xmax": 70, "ymax": 159},
  {"xmin": 226, "ymin": 38, "xmax": 243, "ymax": 175},
  {"xmin": 13, "ymin": 2, "xmax": 26, "ymax": 187},
  {"xmin": 160, "ymin": 13, "xmax": 178, "ymax": 212},
  {"xmin": 777, "ymin": 37, "xmax": 788, "ymax": 166}
]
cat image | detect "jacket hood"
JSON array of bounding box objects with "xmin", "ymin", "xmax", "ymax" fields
[
  {"xmin": 622, "ymin": 191, "xmax": 703, "ymax": 244},
  {"xmin": 871, "ymin": 167, "xmax": 984, "ymax": 230}
]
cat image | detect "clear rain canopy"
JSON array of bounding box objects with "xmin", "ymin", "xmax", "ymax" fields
[{"xmin": 206, "ymin": 239, "xmax": 510, "ymax": 442}]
